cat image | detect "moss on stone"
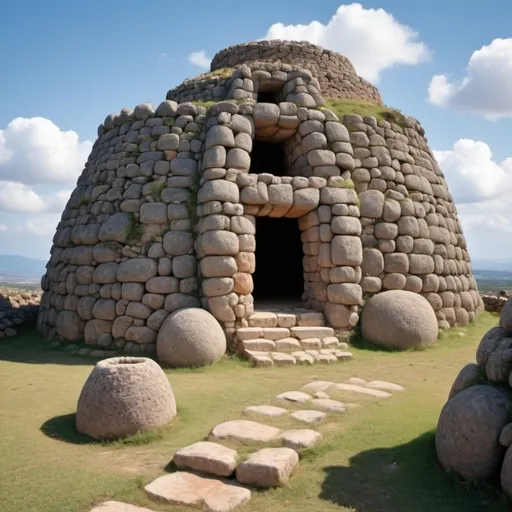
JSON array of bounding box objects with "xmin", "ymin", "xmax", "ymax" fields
[
  {"xmin": 321, "ymin": 99, "xmax": 408, "ymax": 128},
  {"xmin": 126, "ymin": 213, "xmax": 144, "ymax": 242}
]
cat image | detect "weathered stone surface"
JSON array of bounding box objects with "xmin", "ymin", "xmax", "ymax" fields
[
  {"xmin": 173, "ymin": 441, "xmax": 238, "ymax": 477},
  {"xmin": 310, "ymin": 398, "xmax": 346, "ymax": 413},
  {"xmin": 366, "ymin": 381, "xmax": 405, "ymax": 392},
  {"xmin": 279, "ymin": 429, "xmax": 322, "ymax": 451},
  {"xmin": 448, "ymin": 363, "xmax": 483, "ymax": 400},
  {"xmin": 117, "ymin": 259, "xmax": 157, "ymax": 283},
  {"xmin": 145, "ymin": 472, "xmax": 251, "ymax": 511},
  {"xmin": 361, "ymin": 290, "xmax": 438, "ymax": 350},
  {"xmin": 436, "ymin": 385, "xmax": 512, "ymax": 481},
  {"xmin": 334, "ymin": 383, "xmax": 391, "ymax": 398},
  {"xmin": 245, "ymin": 405, "xmax": 289, "ymax": 417},
  {"xmin": 210, "ymin": 420, "xmax": 281, "ymax": 443},
  {"xmin": 276, "ymin": 391, "xmax": 312, "ymax": 403},
  {"xmin": 290, "ymin": 410, "xmax": 327, "ymax": 424},
  {"xmin": 88, "ymin": 502, "xmax": 156, "ymax": 512},
  {"xmin": 76, "ymin": 357, "xmax": 176, "ymax": 440},
  {"xmin": 157, "ymin": 308, "xmax": 226, "ymax": 367},
  {"xmin": 236, "ymin": 447, "xmax": 299, "ymax": 488}
]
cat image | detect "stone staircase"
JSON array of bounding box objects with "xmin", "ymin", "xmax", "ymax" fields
[{"xmin": 236, "ymin": 307, "xmax": 353, "ymax": 367}]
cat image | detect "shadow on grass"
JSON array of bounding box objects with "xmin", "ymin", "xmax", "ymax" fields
[
  {"xmin": 40, "ymin": 413, "xmax": 96, "ymax": 445},
  {"xmin": 320, "ymin": 430, "xmax": 508, "ymax": 512},
  {"xmin": 41, "ymin": 413, "xmax": 167, "ymax": 446}
]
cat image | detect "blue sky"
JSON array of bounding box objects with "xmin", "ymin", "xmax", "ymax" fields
[{"xmin": 1, "ymin": 1, "xmax": 512, "ymax": 262}]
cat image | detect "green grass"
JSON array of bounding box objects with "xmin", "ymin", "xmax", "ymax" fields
[
  {"xmin": 125, "ymin": 213, "xmax": 144, "ymax": 242},
  {"xmin": 322, "ymin": 98, "xmax": 409, "ymax": 128},
  {"xmin": 0, "ymin": 312, "xmax": 508, "ymax": 512}
]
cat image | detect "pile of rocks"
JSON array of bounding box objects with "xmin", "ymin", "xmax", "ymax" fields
[
  {"xmin": 436, "ymin": 296, "xmax": 512, "ymax": 498},
  {"xmin": 481, "ymin": 290, "xmax": 509, "ymax": 314},
  {"xmin": 0, "ymin": 287, "xmax": 41, "ymax": 339}
]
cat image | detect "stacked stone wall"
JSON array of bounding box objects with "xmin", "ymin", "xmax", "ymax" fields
[
  {"xmin": 341, "ymin": 114, "xmax": 483, "ymax": 328},
  {"xmin": 210, "ymin": 41, "xmax": 382, "ymax": 105},
  {"xmin": 167, "ymin": 61, "xmax": 325, "ymax": 108},
  {"xmin": 0, "ymin": 287, "xmax": 41, "ymax": 338},
  {"xmin": 37, "ymin": 40, "xmax": 483, "ymax": 356}
]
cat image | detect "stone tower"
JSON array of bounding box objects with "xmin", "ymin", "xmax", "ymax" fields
[{"xmin": 37, "ymin": 40, "xmax": 483, "ymax": 357}]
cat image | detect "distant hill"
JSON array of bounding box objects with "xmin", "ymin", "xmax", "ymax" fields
[{"xmin": 0, "ymin": 254, "xmax": 46, "ymax": 279}]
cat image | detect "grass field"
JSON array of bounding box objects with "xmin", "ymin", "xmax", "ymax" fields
[{"xmin": 0, "ymin": 313, "xmax": 508, "ymax": 512}]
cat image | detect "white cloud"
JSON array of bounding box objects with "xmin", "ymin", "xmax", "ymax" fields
[
  {"xmin": 263, "ymin": 3, "xmax": 430, "ymax": 83},
  {"xmin": 0, "ymin": 224, "xmax": 7, "ymax": 232},
  {"xmin": 17, "ymin": 215, "xmax": 60, "ymax": 236},
  {"xmin": 188, "ymin": 50, "xmax": 211, "ymax": 69},
  {"xmin": 434, "ymin": 138, "xmax": 512, "ymax": 259},
  {"xmin": 0, "ymin": 117, "xmax": 93, "ymax": 185},
  {"xmin": 428, "ymin": 38, "xmax": 512, "ymax": 120},
  {"xmin": 0, "ymin": 181, "xmax": 71, "ymax": 213},
  {"xmin": 434, "ymin": 139, "xmax": 512, "ymax": 204}
]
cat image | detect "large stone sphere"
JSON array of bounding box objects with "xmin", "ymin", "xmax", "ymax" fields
[
  {"xmin": 76, "ymin": 357, "xmax": 176, "ymax": 440},
  {"xmin": 436, "ymin": 385, "xmax": 511, "ymax": 481},
  {"xmin": 360, "ymin": 290, "xmax": 438, "ymax": 350},
  {"xmin": 156, "ymin": 307, "xmax": 226, "ymax": 367}
]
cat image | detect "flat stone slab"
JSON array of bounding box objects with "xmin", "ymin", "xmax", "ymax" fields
[
  {"xmin": 366, "ymin": 380, "xmax": 405, "ymax": 392},
  {"xmin": 89, "ymin": 503, "xmax": 156, "ymax": 512},
  {"xmin": 347, "ymin": 377, "xmax": 366, "ymax": 385},
  {"xmin": 335, "ymin": 383, "xmax": 392, "ymax": 398},
  {"xmin": 279, "ymin": 429, "xmax": 322, "ymax": 451},
  {"xmin": 311, "ymin": 398, "xmax": 346, "ymax": 413},
  {"xmin": 145, "ymin": 472, "xmax": 250, "ymax": 512},
  {"xmin": 290, "ymin": 409, "xmax": 327, "ymax": 424},
  {"xmin": 236, "ymin": 447, "xmax": 299, "ymax": 488},
  {"xmin": 210, "ymin": 420, "xmax": 281, "ymax": 443},
  {"xmin": 244, "ymin": 405, "xmax": 289, "ymax": 418},
  {"xmin": 272, "ymin": 352, "xmax": 296, "ymax": 366},
  {"xmin": 314, "ymin": 391, "xmax": 330, "ymax": 399},
  {"xmin": 291, "ymin": 326, "xmax": 334, "ymax": 339},
  {"xmin": 173, "ymin": 441, "xmax": 238, "ymax": 477},
  {"xmin": 276, "ymin": 391, "xmax": 312, "ymax": 403},
  {"xmin": 242, "ymin": 339, "xmax": 275, "ymax": 352},
  {"xmin": 301, "ymin": 381, "xmax": 334, "ymax": 392}
]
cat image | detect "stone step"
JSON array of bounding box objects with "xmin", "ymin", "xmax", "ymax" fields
[
  {"xmin": 173, "ymin": 441, "xmax": 238, "ymax": 477},
  {"xmin": 244, "ymin": 348, "xmax": 353, "ymax": 367},
  {"xmin": 240, "ymin": 335, "xmax": 346, "ymax": 351},
  {"xmin": 247, "ymin": 310, "xmax": 325, "ymax": 328},
  {"xmin": 236, "ymin": 447, "xmax": 299, "ymax": 488},
  {"xmin": 145, "ymin": 472, "xmax": 250, "ymax": 512}
]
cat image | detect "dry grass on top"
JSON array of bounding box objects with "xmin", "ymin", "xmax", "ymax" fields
[
  {"xmin": 0, "ymin": 312, "xmax": 507, "ymax": 512},
  {"xmin": 322, "ymin": 98, "xmax": 409, "ymax": 127}
]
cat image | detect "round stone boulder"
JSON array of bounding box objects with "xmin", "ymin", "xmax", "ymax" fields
[
  {"xmin": 360, "ymin": 290, "xmax": 438, "ymax": 350},
  {"xmin": 436, "ymin": 385, "xmax": 511, "ymax": 481},
  {"xmin": 76, "ymin": 357, "xmax": 176, "ymax": 440},
  {"xmin": 156, "ymin": 307, "xmax": 226, "ymax": 367}
]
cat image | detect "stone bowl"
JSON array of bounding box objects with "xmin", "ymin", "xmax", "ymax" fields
[{"xmin": 76, "ymin": 356, "xmax": 176, "ymax": 440}]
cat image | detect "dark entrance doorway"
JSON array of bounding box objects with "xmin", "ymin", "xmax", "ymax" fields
[
  {"xmin": 253, "ymin": 217, "xmax": 304, "ymax": 303},
  {"xmin": 248, "ymin": 139, "xmax": 288, "ymax": 176}
]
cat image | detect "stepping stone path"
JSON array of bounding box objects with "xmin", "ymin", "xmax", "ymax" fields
[
  {"xmin": 310, "ymin": 398, "xmax": 346, "ymax": 413},
  {"xmin": 236, "ymin": 447, "xmax": 299, "ymax": 487},
  {"xmin": 276, "ymin": 391, "xmax": 312, "ymax": 403},
  {"xmin": 244, "ymin": 405, "xmax": 288, "ymax": 417},
  {"xmin": 279, "ymin": 429, "xmax": 323, "ymax": 450},
  {"xmin": 95, "ymin": 376, "xmax": 406, "ymax": 512},
  {"xmin": 290, "ymin": 409, "xmax": 327, "ymax": 424},
  {"xmin": 210, "ymin": 420, "xmax": 281, "ymax": 443},
  {"xmin": 145, "ymin": 472, "xmax": 251, "ymax": 511},
  {"xmin": 173, "ymin": 441, "xmax": 238, "ymax": 477}
]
